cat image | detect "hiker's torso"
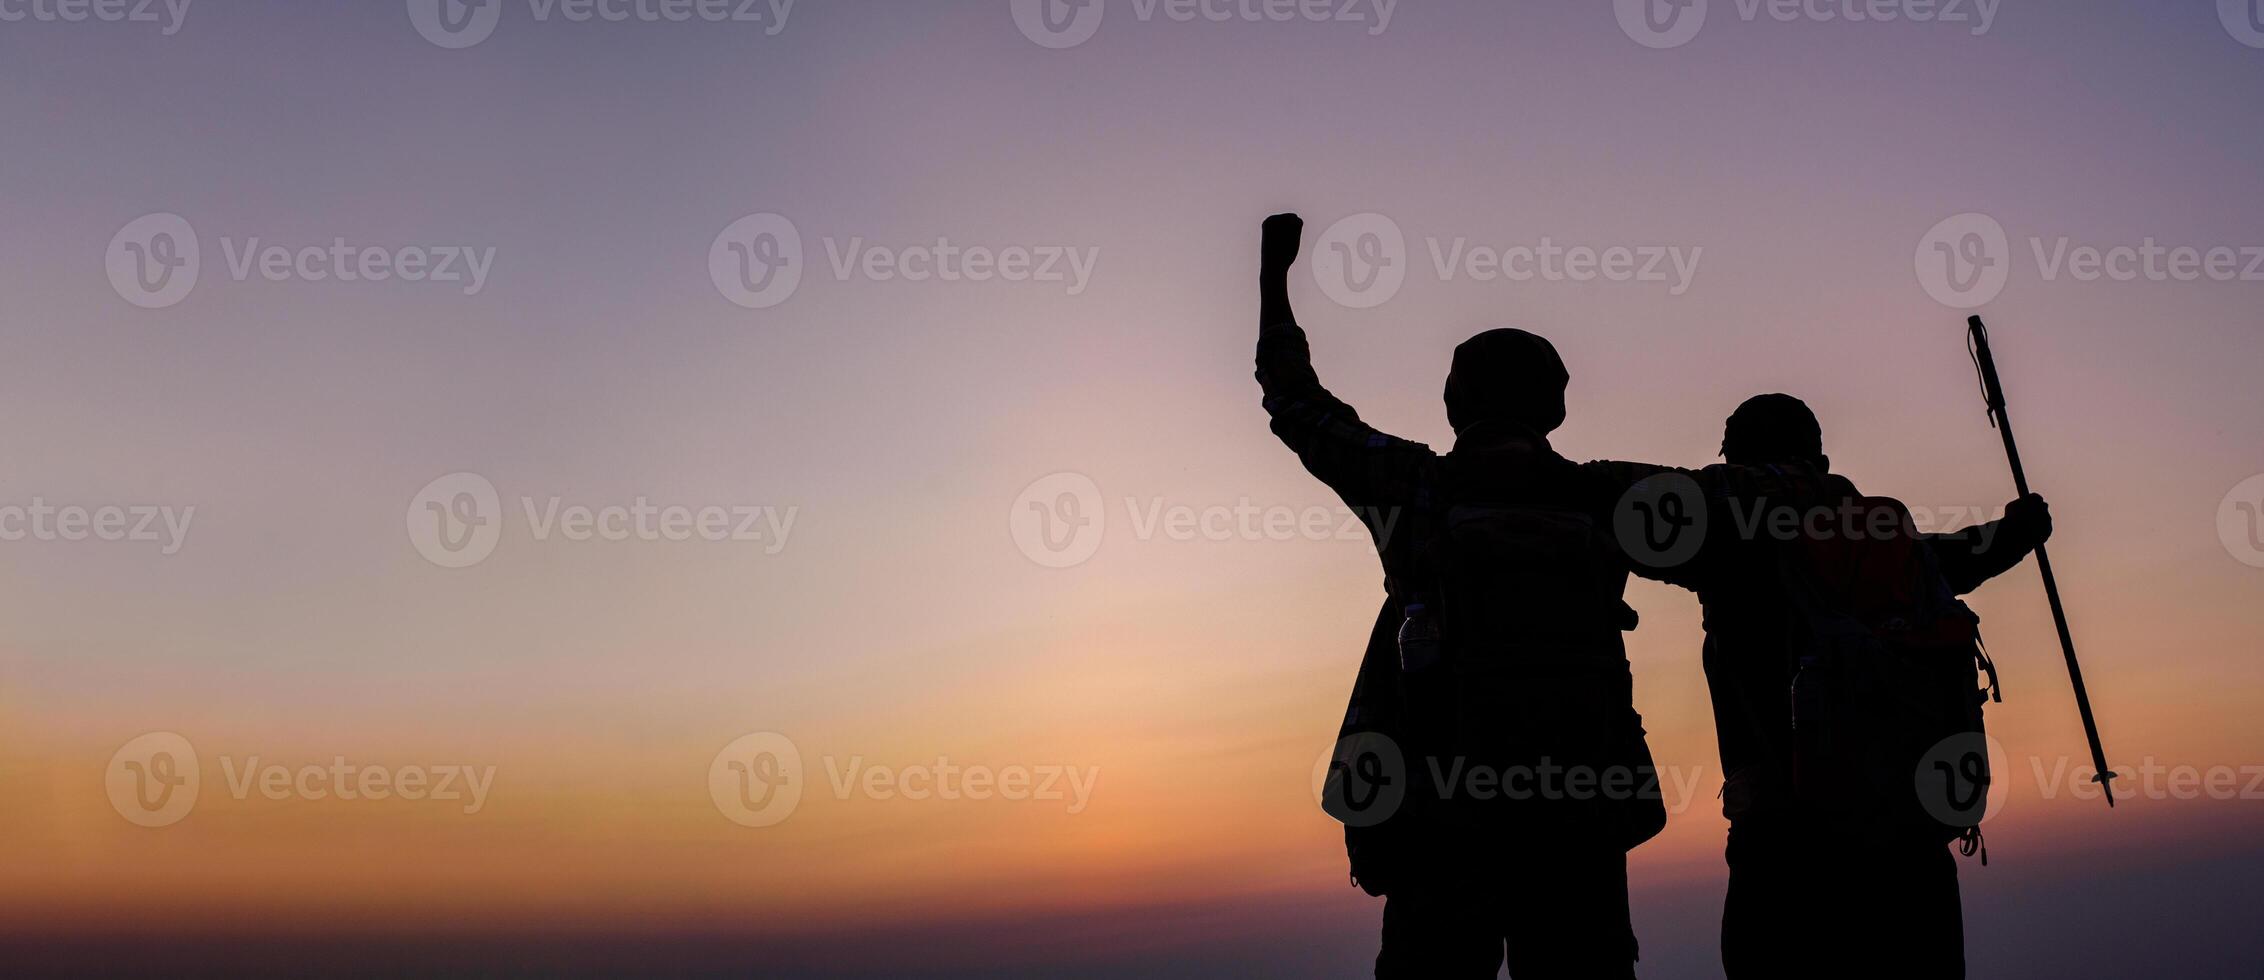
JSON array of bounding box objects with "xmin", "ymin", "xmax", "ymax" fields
[
  {"xmin": 1340, "ymin": 427, "xmax": 1648, "ymax": 810},
  {"xmin": 1684, "ymin": 463, "xmax": 1971, "ymax": 825},
  {"xmin": 1369, "ymin": 426, "xmax": 1638, "ymax": 677},
  {"xmin": 1685, "ymin": 463, "xmax": 1850, "ymax": 819}
]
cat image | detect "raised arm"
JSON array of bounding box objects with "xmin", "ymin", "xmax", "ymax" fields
[{"xmin": 1255, "ymin": 213, "xmax": 1431, "ymax": 510}]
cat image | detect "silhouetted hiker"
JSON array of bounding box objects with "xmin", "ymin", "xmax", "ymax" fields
[
  {"xmin": 1643, "ymin": 394, "xmax": 2051, "ymax": 980},
  {"xmin": 1261, "ymin": 206, "xmax": 2056, "ymax": 977},
  {"xmin": 1260, "ymin": 214, "xmax": 1665, "ymax": 979}
]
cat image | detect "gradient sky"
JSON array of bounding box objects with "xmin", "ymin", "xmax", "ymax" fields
[{"xmin": 3, "ymin": 0, "xmax": 2262, "ymax": 976}]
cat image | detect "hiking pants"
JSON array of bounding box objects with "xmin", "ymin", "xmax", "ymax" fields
[
  {"xmin": 1722, "ymin": 824, "xmax": 1965, "ymax": 979},
  {"xmin": 1375, "ymin": 846, "xmax": 1637, "ymax": 980}
]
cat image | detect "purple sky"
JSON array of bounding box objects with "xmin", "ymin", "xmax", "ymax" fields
[{"xmin": 3, "ymin": 0, "xmax": 2262, "ymax": 976}]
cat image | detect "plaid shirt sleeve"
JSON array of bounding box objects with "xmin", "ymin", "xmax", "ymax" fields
[
  {"xmin": 1576, "ymin": 459, "xmax": 1834, "ymax": 591},
  {"xmin": 1256, "ymin": 319, "xmax": 1434, "ymax": 512}
]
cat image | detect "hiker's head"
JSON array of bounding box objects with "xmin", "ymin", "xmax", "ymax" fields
[
  {"xmin": 1445, "ymin": 328, "xmax": 1569, "ymax": 436},
  {"xmin": 1722, "ymin": 393, "xmax": 1829, "ymax": 471}
]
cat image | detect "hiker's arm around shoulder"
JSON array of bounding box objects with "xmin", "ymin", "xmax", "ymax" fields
[
  {"xmin": 1573, "ymin": 458, "xmax": 1727, "ymax": 591},
  {"xmin": 1255, "ymin": 212, "xmax": 1429, "ymax": 503},
  {"xmin": 1926, "ymin": 492, "xmax": 2053, "ymax": 594},
  {"xmin": 1580, "ymin": 460, "xmax": 1813, "ymax": 591}
]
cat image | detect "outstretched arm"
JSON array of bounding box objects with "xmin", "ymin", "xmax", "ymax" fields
[
  {"xmin": 1577, "ymin": 460, "xmax": 1845, "ymax": 593},
  {"xmin": 1925, "ymin": 493, "xmax": 2052, "ymax": 595},
  {"xmin": 1255, "ymin": 213, "xmax": 1430, "ymax": 510}
]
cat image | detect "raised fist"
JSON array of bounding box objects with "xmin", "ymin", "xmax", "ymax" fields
[{"xmin": 1262, "ymin": 213, "xmax": 1304, "ymax": 272}]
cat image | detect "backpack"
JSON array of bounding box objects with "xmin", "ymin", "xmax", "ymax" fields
[
  {"xmin": 1778, "ymin": 494, "xmax": 2000, "ymax": 856},
  {"xmin": 1323, "ymin": 454, "xmax": 1667, "ymax": 897},
  {"xmin": 1416, "ymin": 472, "xmax": 1667, "ymax": 853}
]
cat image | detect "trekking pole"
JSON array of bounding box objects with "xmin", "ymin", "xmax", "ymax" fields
[{"xmin": 1966, "ymin": 315, "xmax": 2117, "ymax": 806}]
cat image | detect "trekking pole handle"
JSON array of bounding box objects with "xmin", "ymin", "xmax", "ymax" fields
[{"xmin": 1969, "ymin": 316, "xmax": 2029, "ymax": 494}]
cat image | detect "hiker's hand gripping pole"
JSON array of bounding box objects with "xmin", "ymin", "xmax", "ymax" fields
[{"xmin": 1967, "ymin": 315, "xmax": 2118, "ymax": 806}]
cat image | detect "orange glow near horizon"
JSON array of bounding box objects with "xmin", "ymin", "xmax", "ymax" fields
[{"xmin": 3, "ymin": 2, "xmax": 2262, "ymax": 976}]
